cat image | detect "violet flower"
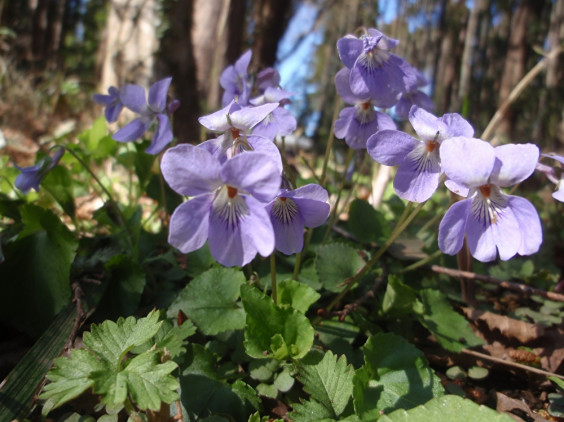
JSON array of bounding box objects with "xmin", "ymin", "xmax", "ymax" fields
[
  {"xmin": 538, "ymin": 153, "xmax": 564, "ymax": 202},
  {"xmin": 256, "ymin": 67, "xmax": 281, "ymax": 92},
  {"xmin": 438, "ymin": 137, "xmax": 541, "ymax": 262},
  {"xmin": 198, "ymin": 100, "xmax": 282, "ymax": 171},
  {"xmin": 265, "ymin": 184, "xmax": 330, "ymax": 255},
  {"xmin": 113, "ymin": 77, "xmax": 174, "ymax": 155},
  {"xmin": 336, "ymin": 28, "xmax": 419, "ymax": 104},
  {"xmin": 249, "ymin": 87, "xmax": 297, "ymax": 140},
  {"xmin": 220, "ymin": 50, "xmax": 252, "ymax": 107},
  {"xmin": 93, "ymin": 86, "xmax": 124, "ymax": 123},
  {"xmin": 15, "ymin": 147, "xmax": 64, "ymax": 193},
  {"xmin": 367, "ymin": 106, "xmax": 473, "ymax": 202},
  {"xmin": 334, "ymin": 68, "xmax": 397, "ymax": 150},
  {"xmin": 161, "ymin": 144, "xmax": 281, "ymax": 267},
  {"xmin": 395, "ymin": 70, "xmax": 434, "ymax": 120}
]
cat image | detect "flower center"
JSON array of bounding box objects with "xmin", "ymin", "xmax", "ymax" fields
[
  {"xmin": 212, "ymin": 185, "xmax": 249, "ymax": 228},
  {"xmin": 426, "ymin": 140, "xmax": 439, "ymax": 153},
  {"xmin": 472, "ymin": 184, "xmax": 506, "ymax": 226},
  {"xmin": 272, "ymin": 197, "xmax": 299, "ymax": 224},
  {"xmin": 479, "ymin": 184, "xmax": 491, "ymax": 198},
  {"xmin": 230, "ymin": 128, "xmax": 241, "ymax": 139},
  {"xmin": 354, "ymin": 102, "xmax": 375, "ymax": 125}
]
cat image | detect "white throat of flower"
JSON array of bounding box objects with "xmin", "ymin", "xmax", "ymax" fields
[
  {"xmin": 272, "ymin": 197, "xmax": 299, "ymax": 224},
  {"xmin": 471, "ymin": 184, "xmax": 507, "ymax": 226},
  {"xmin": 406, "ymin": 138, "xmax": 441, "ymax": 173},
  {"xmin": 212, "ymin": 185, "xmax": 249, "ymax": 228},
  {"xmin": 354, "ymin": 102, "xmax": 376, "ymax": 125},
  {"xmin": 359, "ymin": 47, "xmax": 391, "ymax": 71}
]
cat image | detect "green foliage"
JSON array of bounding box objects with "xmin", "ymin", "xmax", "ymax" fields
[
  {"xmin": 40, "ymin": 310, "xmax": 180, "ymax": 414},
  {"xmin": 241, "ymin": 284, "xmax": 314, "ymax": 360},
  {"xmin": 353, "ymin": 333, "xmax": 444, "ymax": 419},
  {"xmin": 277, "ymin": 279, "xmax": 321, "ymax": 313},
  {"xmin": 293, "ymin": 351, "xmax": 355, "ymax": 421},
  {"xmin": 168, "ymin": 267, "xmax": 246, "ymax": 335},
  {"xmin": 0, "ymin": 204, "xmax": 77, "ymax": 336},
  {"xmin": 347, "ymin": 199, "xmax": 391, "ymax": 244},
  {"xmin": 315, "ymin": 243, "xmax": 365, "ymax": 292},
  {"xmin": 378, "ymin": 395, "xmax": 514, "ymax": 421}
]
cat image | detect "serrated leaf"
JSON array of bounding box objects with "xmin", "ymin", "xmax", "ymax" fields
[
  {"xmin": 315, "ymin": 243, "xmax": 365, "ymax": 292},
  {"xmin": 292, "ymin": 399, "xmax": 336, "ymax": 422},
  {"xmin": 40, "ymin": 349, "xmax": 103, "ymax": 411},
  {"xmin": 378, "ymin": 395, "xmax": 514, "ymax": 421},
  {"xmin": 241, "ymin": 284, "xmax": 314, "ymax": 360},
  {"xmin": 277, "ymin": 279, "xmax": 321, "ymax": 313},
  {"xmin": 154, "ymin": 319, "xmax": 197, "ymax": 359},
  {"xmin": 94, "ymin": 350, "xmax": 178, "ymax": 410},
  {"xmin": 296, "ymin": 351, "xmax": 354, "ymax": 419},
  {"xmin": 347, "ymin": 199, "xmax": 390, "ymax": 244},
  {"xmin": 353, "ymin": 333, "xmax": 444, "ymax": 419},
  {"xmin": 417, "ymin": 289, "xmax": 484, "ymax": 352},
  {"xmin": 84, "ymin": 310, "xmax": 162, "ymax": 366},
  {"xmin": 168, "ymin": 267, "xmax": 246, "ymax": 335}
]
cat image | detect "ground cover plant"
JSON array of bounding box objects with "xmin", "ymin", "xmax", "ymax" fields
[{"xmin": 1, "ymin": 21, "xmax": 564, "ymax": 422}]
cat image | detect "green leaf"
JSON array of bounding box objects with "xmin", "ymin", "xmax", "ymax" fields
[
  {"xmin": 417, "ymin": 289, "xmax": 484, "ymax": 352},
  {"xmin": 378, "ymin": 395, "xmax": 514, "ymax": 421},
  {"xmin": 549, "ymin": 376, "xmax": 564, "ymax": 392},
  {"xmin": 40, "ymin": 349, "xmax": 103, "ymax": 411},
  {"xmin": 0, "ymin": 204, "xmax": 76, "ymax": 336},
  {"xmin": 315, "ymin": 243, "xmax": 365, "ymax": 292},
  {"xmin": 277, "ymin": 279, "xmax": 321, "ymax": 313},
  {"xmin": 347, "ymin": 199, "xmax": 390, "ymax": 244},
  {"xmin": 292, "ymin": 399, "xmax": 337, "ymax": 422},
  {"xmin": 94, "ymin": 350, "xmax": 178, "ymax": 410},
  {"xmin": 295, "ymin": 351, "xmax": 354, "ymax": 419},
  {"xmin": 83, "ymin": 310, "xmax": 162, "ymax": 366},
  {"xmin": 353, "ymin": 333, "xmax": 444, "ymax": 419},
  {"xmin": 380, "ymin": 276, "xmax": 418, "ymax": 317},
  {"xmin": 241, "ymin": 284, "xmax": 314, "ymax": 360},
  {"xmin": 154, "ymin": 319, "xmax": 197, "ymax": 359},
  {"xmin": 168, "ymin": 267, "xmax": 246, "ymax": 335}
]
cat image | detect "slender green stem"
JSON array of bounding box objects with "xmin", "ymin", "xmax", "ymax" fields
[
  {"xmin": 320, "ymin": 96, "xmax": 342, "ymax": 187},
  {"xmin": 318, "ymin": 201, "xmax": 426, "ymax": 319},
  {"xmin": 64, "ymin": 146, "xmax": 136, "ymax": 251},
  {"xmin": 397, "ymin": 249, "xmax": 443, "ymax": 274},
  {"xmin": 322, "ymin": 148, "xmax": 354, "ymax": 243},
  {"xmin": 416, "ymin": 210, "xmax": 442, "ymax": 237},
  {"xmin": 270, "ymin": 253, "xmax": 277, "ymax": 303},
  {"xmin": 293, "ymin": 228, "xmax": 314, "ymax": 280}
]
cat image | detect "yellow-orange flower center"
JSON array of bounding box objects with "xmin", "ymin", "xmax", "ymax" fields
[
  {"xmin": 230, "ymin": 128, "xmax": 241, "ymax": 139},
  {"xmin": 361, "ymin": 102, "xmax": 370, "ymax": 110},
  {"xmin": 426, "ymin": 140, "xmax": 439, "ymax": 153},
  {"xmin": 479, "ymin": 184, "xmax": 491, "ymax": 198}
]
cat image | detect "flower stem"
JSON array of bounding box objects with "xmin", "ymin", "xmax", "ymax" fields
[
  {"xmin": 270, "ymin": 253, "xmax": 277, "ymax": 303},
  {"xmin": 396, "ymin": 249, "xmax": 442, "ymax": 274},
  {"xmin": 63, "ymin": 146, "xmax": 136, "ymax": 252},
  {"xmin": 322, "ymin": 147, "xmax": 354, "ymax": 243},
  {"xmin": 318, "ymin": 201, "xmax": 426, "ymax": 320},
  {"xmin": 320, "ymin": 96, "xmax": 342, "ymax": 186}
]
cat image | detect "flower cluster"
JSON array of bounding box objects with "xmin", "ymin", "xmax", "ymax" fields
[{"xmin": 161, "ymin": 51, "xmax": 328, "ymax": 266}]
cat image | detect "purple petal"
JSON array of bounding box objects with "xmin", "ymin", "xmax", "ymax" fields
[
  {"xmin": 92, "ymin": 93, "xmax": 114, "ymax": 107},
  {"xmin": 241, "ymin": 195, "xmax": 275, "ymax": 257},
  {"xmin": 367, "ymin": 28, "xmax": 399, "ymax": 50},
  {"xmin": 507, "ymin": 195, "xmax": 542, "ymax": 256},
  {"xmin": 105, "ymin": 102, "xmax": 123, "ymax": 123},
  {"xmin": 246, "ymin": 135, "xmax": 283, "ymax": 174},
  {"xmin": 161, "ymin": 144, "xmax": 222, "ymax": 196},
  {"xmin": 554, "ymin": 181, "xmax": 564, "ymax": 202},
  {"xmin": 168, "ymin": 194, "xmax": 212, "ymax": 253},
  {"xmin": 256, "ymin": 67, "xmax": 281, "ymax": 91},
  {"xmin": 440, "ymin": 137, "xmax": 495, "ymax": 188},
  {"xmin": 145, "ymin": 113, "xmax": 173, "ymax": 154},
  {"xmin": 440, "ymin": 112, "xmax": 474, "ymax": 139},
  {"xmin": 394, "ymin": 155, "xmax": 441, "ymax": 202},
  {"xmin": 409, "ymin": 106, "xmax": 441, "ymax": 141},
  {"xmin": 490, "ymin": 143, "xmax": 539, "ymax": 187},
  {"xmin": 334, "ymin": 108, "xmax": 354, "ymax": 140},
  {"xmin": 208, "ymin": 214, "xmax": 256, "ymax": 267},
  {"xmin": 119, "ymin": 84, "xmax": 148, "ymax": 114},
  {"xmin": 148, "ymin": 77, "xmax": 172, "ymax": 112},
  {"xmin": 270, "ymin": 207, "xmax": 305, "ymax": 255},
  {"xmin": 198, "ymin": 101, "xmax": 236, "ymax": 132},
  {"xmin": 294, "ymin": 197, "xmax": 330, "ymax": 228},
  {"xmin": 367, "ymin": 130, "xmax": 419, "ymax": 166},
  {"xmin": 335, "ymin": 68, "xmax": 362, "ymax": 105},
  {"xmin": 262, "ymin": 87, "xmax": 293, "ymax": 103},
  {"xmin": 234, "ymin": 50, "xmax": 252, "ymax": 77},
  {"xmin": 220, "ymin": 152, "xmax": 281, "ymax": 202},
  {"xmin": 543, "ymin": 153, "xmax": 564, "ymax": 166},
  {"xmin": 230, "ymin": 103, "xmax": 279, "ymax": 131},
  {"xmin": 113, "ymin": 117, "xmax": 152, "ymax": 142},
  {"xmin": 444, "ymin": 179, "xmax": 470, "ymax": 198},
  {"xmin": 348, "ymin": 65, "xmax": 371, "ymax": 98},
  {"xmin": 465, "ymin": 212, "xmax": 498, "ymax": 262},
  {"xmin": 272, "ymin": 108, "xmax": 297, "ymax": 135},
  {"xmin": 14, "ymin": 165, "xmax": 42, "ymax": 193},
  {"xmin": 337, "ymin": 36, "xmax": 363, "ymax": 68},
  {"xmin": 438, "ymin": 199, "xmax": 471, "ymax": 256}
]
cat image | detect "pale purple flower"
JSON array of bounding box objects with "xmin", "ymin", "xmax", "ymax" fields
[
  {"xmin": 113, "ymin": 77, "xmax": 174, "ymax": 155},
  {"xmin": 439, "ymin": 138, "xmax": 541, "ymax": 262},
  {"xmin": 93, "ymin": 86, "xmax": 124, "ymax": 123},
  {"xmin": 265, "ymin": 184, "xmax": 330, "ymax": 255},
  {"xmin": 220, "ymin": 50, "xmax": 252, "ymax": 106},
  {"xmin": 198, "ymin": 100, "xmax": 282, "ymax": 171},
  {"xmin": 15, "ymin": 147, "xmax": 64, "ymax": 193},
  {"xmin": 250, "ymin": 87, "xmax": 297, "ymax": 140},
  {"xmin": 334, "ymin": 68, "xmax": 397, "ymax": 150},
  {"xmin": 367, "ymin": 106, "xmax": 474, "ymax": 202},
  {"xmin": 395, "ymin": 70, "xmax": 434, "ymax": 120},
  {"xmin": 161, "ymin": 144, "xmax": 281, "ymax": 267},
  {"xmin": 256, "ymin": 67, "xmax": 281, "ymax": 92},
  {"xmin": 336, "ymin": 28, "xmax": 419, "ymax": 104},
  {"xmin": 538, "ymin": 153, "xmax": 564, "ymax": 202}
]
